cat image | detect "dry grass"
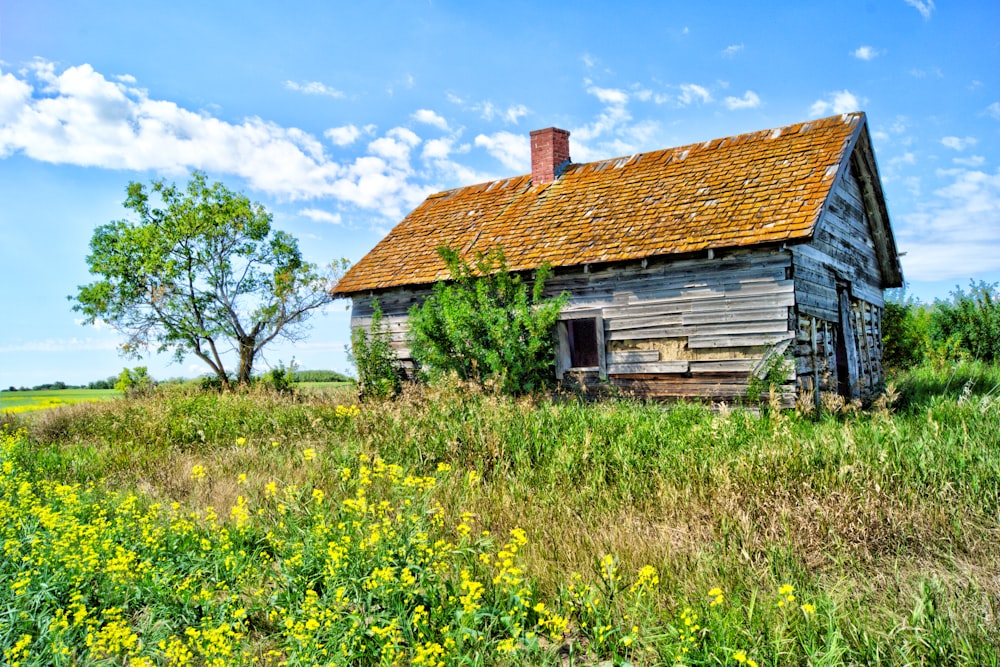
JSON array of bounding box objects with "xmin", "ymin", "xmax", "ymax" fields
[{"xmin": 6, "ymin": 365, "xmax": 1000, "ymax": 663}]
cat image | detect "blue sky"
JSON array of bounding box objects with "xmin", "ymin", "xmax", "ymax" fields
[{"xmin": 1, "ymin": 0, "xmax": 998, "ymax": 388}]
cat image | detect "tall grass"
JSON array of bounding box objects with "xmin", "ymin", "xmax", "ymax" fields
[{"xmin": 2, "ymin": 367, "xmax": 998, "ymax": 664}]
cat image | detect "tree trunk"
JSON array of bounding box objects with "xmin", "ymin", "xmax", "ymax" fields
[{"xmin": 238, "ymin": 338, "xmax": 256, "ymax": 385}]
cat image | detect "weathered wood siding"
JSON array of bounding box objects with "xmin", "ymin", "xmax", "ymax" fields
[
  {"xmin": 351, "ymin": 248, "xmax": 797, "ymax": 404},
  {"xmin": 790, "ymin": 159, "xmax": 887, "ymax": 401},
  {"xmin": 350, "ymin": 287, "xmax": 429, "ymax": 373}
]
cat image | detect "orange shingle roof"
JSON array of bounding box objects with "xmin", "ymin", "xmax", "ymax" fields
[{"xmin": 334, "ymin": 113, "xmax": 865, "ymax": 295}]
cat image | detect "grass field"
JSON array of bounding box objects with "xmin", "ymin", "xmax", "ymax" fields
[
  {"xmin": 1, "ymin": 365, "xmax": 998, "ymax": 665},
  {"xmin": 0, "ymin": 388, "xmax": 118, "ymax": 414}
]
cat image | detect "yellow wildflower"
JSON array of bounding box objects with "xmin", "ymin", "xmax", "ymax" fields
[{"xmin": 778, "ymin": 583, "xmax": 796, "ymax": 606}]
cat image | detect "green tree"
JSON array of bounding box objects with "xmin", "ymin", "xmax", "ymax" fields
[
  {"xmin": 930, "ymin": 280, "xmax": 1000, "ymax": 363},
  {"xmin": 114, "ymin": 366, "xmax": 155, "ymax": 397},
  {"xmin": 408, "ymin": 246, "xmax": 568, "ymax": 394},
  {"xmin": 882, "ymin": 291, "xmax": 931, "ymax": 370},
  {"xmin": 72, "ymin": 171, "xmax": 347, "ymax": 388}
]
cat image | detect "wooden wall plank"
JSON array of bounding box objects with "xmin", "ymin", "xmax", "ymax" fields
[
  {"xmin": 607, "ymin": 350, "xmax": 660, "ymax": 364},
  {"xmin": 608, "ymin": 361, "xmax": 690, "ymax": 374}
]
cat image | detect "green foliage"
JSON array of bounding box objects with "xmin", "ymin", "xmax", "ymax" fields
[
  {"xmin": 745, "ymin": 347, "xmax": 793, "ymax": 404},
  {"xmin": 882, "ymin": 291, "xmax": 932, "ymax": 369},
  {"xmin": 72, "ymin": 170, "xmax": 348, "ymax": 388},
  {"xmin": 87, "ymin": 377, "xmax": 117, "ymax": 390},
  {"xmin": 261, "ymin": 362, "xmax": 296, "ymax": 394},
  {"xmin": 27, "ymin": 381, "xmax": 72, "ymax": 391},
  {"xmin": 408, "ymin": 246, "xmax": 568, "ymax": 394},
  {"xmin": 930, "ymin": 280, "xmax": 1000, "ymax": 363},
  {"xmin": 350, "ymin": 298, "xmax": 403, "ymax": 400},
  {"xmin": 114, "ymin": 366, "xmax": 155, "ymax": 398}
]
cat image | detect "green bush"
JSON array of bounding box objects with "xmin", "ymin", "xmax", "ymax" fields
[
  {"xmin": 930, "ymin": 281, "xmax": 1000, "ymax": 363},
  {"xmin": 350, "ymin": 298, "xmax": 403, "ymax": 400},
  {"xmin": 114, "ymin": 366, "xmax": 155, "ymax": 398},
  {"xmin": 408, "ymin": 246, "xmax": 568, "ymax": 395},
  {"xmin": 262, "ymin": 363, "xmax": 295, "ymax": 394},
  {"xmin": 882, "ymin": 293, "xmax": 931, "ymax": 370}
]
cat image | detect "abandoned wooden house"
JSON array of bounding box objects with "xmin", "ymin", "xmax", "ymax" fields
[{"xmin": 332, "ymin": 112, "xmax": 903, "ymax": 405}]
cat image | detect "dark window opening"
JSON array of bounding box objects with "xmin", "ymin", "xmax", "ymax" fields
[{"xmin": 567, "ymin": 318, "xmax": 599, "ymax": 368}]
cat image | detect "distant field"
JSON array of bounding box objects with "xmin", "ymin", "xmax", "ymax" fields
[{"xmin": 0, "ymin": 388, "xmax": 118, "ymax": 413}]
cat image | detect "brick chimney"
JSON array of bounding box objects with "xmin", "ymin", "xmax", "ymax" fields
[{"xmin": 530, "ymin": 127, "xmax": 571, "ymax": 184}]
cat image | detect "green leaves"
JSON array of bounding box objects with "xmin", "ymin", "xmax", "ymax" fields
[
  {"xmin": 408, "ymin": 246, "xmax": 567, "ymax": 394},
  {"xmin": 72, "ymin": 170, "xmax": 346, "ymax": 386},
  {"xmin": 351, "ymin": 298, "xmax": 403, "ymax": 400}
]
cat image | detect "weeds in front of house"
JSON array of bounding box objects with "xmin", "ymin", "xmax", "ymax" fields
[
  {"xmin": 1, "ymin": 423, "xmax": 833, "ymax": 666},
  {"xmin": 2, "ymin": 363, "xmax": 998, "ymax": 664}
]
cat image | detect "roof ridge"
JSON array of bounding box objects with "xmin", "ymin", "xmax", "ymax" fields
[{"xmin": 430, "ymin": 113, "xmax": 865, "ymax": 198}]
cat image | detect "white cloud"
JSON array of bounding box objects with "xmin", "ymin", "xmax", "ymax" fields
[
  {"xmin": 368, "ymin": 127, "xmax": 421, "ymax": 167},
  {"xmin": 324, "ymin": 124, "xmax": 361, "ymax": 146},
  {"xmin": 385, "ymin": 73, "xmax": 415, "ymax": 96},
  {"xmin": 853, "ymin": 46, "xmax": 879, "ymax": 60},
  {"xmin": 412, "ymin": 109, "xmax": 449, "ymax": 131},
  {"xmin": 449, "ymin": 95, "xmax": 530, "ymax": 125},
  {"xmin": 723, "ymin": 90, "xmax": 761, "ymax": 110},
  {"xmin": 477, "ymin": 101, "xmax": 498, "ymax": 121},
  {"xmin": 898, "ymin": 167, "xmax": 1000, "ymax": 281},
  {"xmin": 677, "ymin": 83, "xmax": 712, "ymax": 106},
  {"xmin": 0, "ymin": 71, "xmax": 31, "ymax": 135},
  {"xmin": 284, "ymin": 80, "xmax": 345, "ymax": 98},
  {"xmin": 909, "ymin": 67, "xmax": 943, "ymax": 79},
  {"xmin": 474, "ymin": 131, "xmax": 529, "ymax": 172},
  {"xmin": 903, "ymin": 0, "xmax": 935, "ymax": 20},
  {"xmin": 890, "ymin": 152, "xmax": 917, "ymax": 166},
  {"xmin": 422, "ymin": 137, "xmax": 454, "ymax": 160},
  {"xmin": 573, "ymin": 84, "xmax": 632, "ymax": 144},
  {"xmin": 941, "ymin": 136, "xmax": 977, "ymax": 151},
  {"xmin": 298, "ymin": 208, "xmax": 342, "ymax": 224},
  {"xmin": 809, "ymin": 90, "xmax": 864, "ymax": 117},
  {"xmin": 953, "ymin": 155, "xmax": 985, "ymax": 167},
  {"xmin": 0, "ymin": 61, "xmax": 439, "ymax": 219},
  {"xmin": 987, "ymin": 102, "xmax": 1000, "ymax": 120},
  {"xmin": 586, "ymin": 84, "xmax": 628, "ymax": 106},
  {"xmin": 721, "ymin": 44, "xmax": 744, "ymax": 57},
  {"xmin": 503, "ymin": 104, "xmax": 528, "ymax": 125}
]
